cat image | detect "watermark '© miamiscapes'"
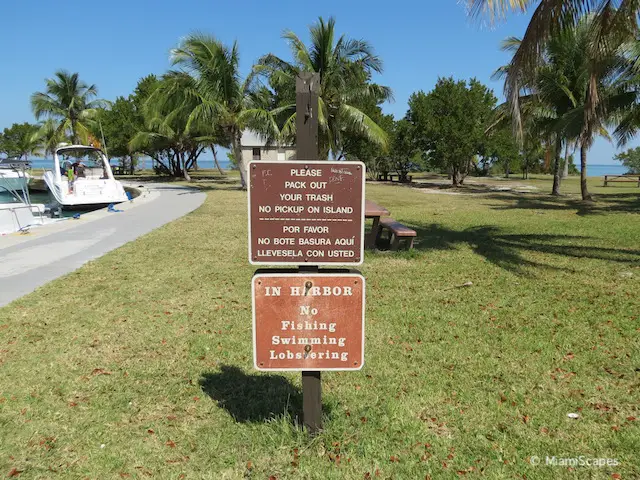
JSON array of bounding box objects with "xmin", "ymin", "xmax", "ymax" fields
[{"xmin": 529, "ymin": 456, "xmax": 620, "ymax": 467}]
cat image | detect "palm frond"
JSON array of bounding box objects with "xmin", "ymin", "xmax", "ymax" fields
[
  {"xmin": 339, "ymin": 104, "xmax": 389, "ymax": 149},
  {"xmin": 282, "ymin": 30, "xmax": 314, "ymax": 70}
]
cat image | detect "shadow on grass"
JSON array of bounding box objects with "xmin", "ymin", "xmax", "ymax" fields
[
  {"xmin": 408, "ymin": 223, "xmax": 640, "ymax": 274},
  {"xmin": 407, "ymin": 182, "xmax": 508, "ymax": 195},
  {"xmin": 485, "ymin": 192, "xmax": 640, "ymax": 215},
  {"xmin": 199, "ymin": 365, "xmax": 303, "ymax": 423}
]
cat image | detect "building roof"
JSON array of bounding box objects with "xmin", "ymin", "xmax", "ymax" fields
[{"xmin": 240, "ymin": 130, "xmax": 294, "ymax": 148}]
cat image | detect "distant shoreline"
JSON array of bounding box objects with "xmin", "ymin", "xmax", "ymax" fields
[{"xmin": 20, "ymin": 159, "xmax": 631, "ymax": 178}]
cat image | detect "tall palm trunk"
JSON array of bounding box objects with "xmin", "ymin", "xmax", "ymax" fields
[
  {"xmin": 551, "ymin": 137, "xmax": 562, "ymax": 195},
  {"xmin": 71, "ymin": 118, "xmax": 79, "ymax": 144},
  {"xmin": 580, "ymin": 144, "xmax": 592, "ymax": 202},
  {"xmin": 210, "ymin": 145, "xmax": 225, "ymax": 175},
  {"xmin": 231, "ymin": 130, "xmax": 247, "ymax": 189},
  {"xmin": 181, "ymin": 152, "xmax": 191, "ymax": 182},
  {"xmin": 562, "ymin": 141, "xmax": 570, "ymax": 178}
]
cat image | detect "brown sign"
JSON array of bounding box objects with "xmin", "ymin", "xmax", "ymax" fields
[
  {"xmin": 252, "ymin": 273, "xmax": 365, "ymax": 371},
  {"xmin": 248, "ymin": 160, "xmax": 365, "ymax": 266}
]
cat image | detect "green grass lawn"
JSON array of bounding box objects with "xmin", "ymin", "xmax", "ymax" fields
[{"xmin": 0, "ymin": 175, "xmax": 638, "ymax": 479}]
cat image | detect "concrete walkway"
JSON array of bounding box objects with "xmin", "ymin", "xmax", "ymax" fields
[{"xmin": 0, "ymin": 183, "xmax": 206, "ymax": 307}]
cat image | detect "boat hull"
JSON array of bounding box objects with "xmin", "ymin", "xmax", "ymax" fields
[{"xmin": 43, "ymin": 171, "xmax": 128, "ymax": 208}]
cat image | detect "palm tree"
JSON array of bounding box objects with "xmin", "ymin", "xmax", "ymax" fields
[
  {"xmin": 131, "ymin": 74, "xmax": 218, "ymax": 181},
  {"xmin": 493, "ymin": 36, "xmax": 573, "ymax": 195},
  {"xmin": 153, "ymin": 34, "xmax": 280, "ymax": 188},
  {"xmin": 469, "ymin": 1, "xmax": 639, "ymax": 149},
  {"xmin": 496, "ymin": 17, "xmax": 633, "ymax": 200},
  {"xmin": 30, "ymin": 70, "xmax": 105, "ymax": 145},
  {"xmin": 258, "ymin": 16, "xmax": 392, "ymax": 159},
  {"xmin": 14, "ymin": 125, "xmax": 42, "ymax": 161},
  {"xmin": 37, "ymin": 119, "xmax": 68, "ymax": 157}
]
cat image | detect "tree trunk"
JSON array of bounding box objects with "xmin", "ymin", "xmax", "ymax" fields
[
  {"xmin": 452, "ymin": 167, "xmax": 462, "ymax": 187},
  {"xmin": 181, "ymin": 152, "xmax": 191, "ymax": 182},
  {"xmin": 71, "ymin": 118, "xmax": 79, "ymax": 145},
  {"xmin": 211, "ymin": 145, "xmax": 225, "ymax": 175},
  {"xmin": 562, "ymin": 141, "xmax": 570, "ymax": 178},
  {"xmin": 580, "ymin": 144, "xmax": 592, "ymax": 202},
  {"xmin": 231, "ymin": 130, "xmax": 247, "ymax": 189},
  {"xmin": 551, "ymin": 138, "xmax": 562, "ymax": 195},
  {"xmin": 505, "ymin": 161, "xmax": 510, "ymax": 178}
]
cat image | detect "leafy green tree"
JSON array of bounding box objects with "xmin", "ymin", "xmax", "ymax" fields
[
  {"xmin": 30, "ymin": 70, "xmax": 105, "ymax": 144},
  {"xmin": 341, "ymin": 100, "xmax": 394, "ymax": 179},
  {"xmin": 150, "ymin": 34, "xmax": 280, "ymax": 187},
  {"xmin": 407, "ymin": 78, "xmax": 497, "ymax": 186},
  {"xmin": 130, "ymin": 74, "xmax": 217, "ymax": 181},
  {"xmin": 483, "ymin": 125, "xmax": 521, "ymax": 177},
  {"xmin": 36, "ymin": 119, "xmax": 68, "ymax": 157},
  {"xmin": 258, "ymin": 16, "xmax": 392, "ymax": 159},
  {"xmin": 389, "ymin": 119, "xmax": 422, "ymax": 182},
  {"xmin": 552, "ymin": 17, "xmax": 631, "ymax": 201},
  {"xmin": 469, "ymin": 0, "xmax": 639, "ymax": 148},
  {"xmin": 521, "ymin": 148, "xmax": 542, "ymax": 178},
  {"xmin": 494, "ymin": 37, "xmax": 567, "ymax": 194},
  {"xmin": 614, "ymin": 147, "xmax": 640, "ymax": 173},
  {"xmin": 0, "ymin": 123, "xmax": 41, "ymax": 160},
  {"xmin": 94, "ymin": 95, "xmax": 144, "ymax": 173},
  {"xmin": 496, "ymin": 17, "xmax": 632, "ymax": 200}
]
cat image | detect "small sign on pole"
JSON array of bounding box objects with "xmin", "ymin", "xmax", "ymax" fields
[
  {"xmin": 252, "ymin": 272, "xmax": 365, "ymax": 371},
  {"xmin": 247, "ymin": 160, "xmax": 365, "ymax": 266}
]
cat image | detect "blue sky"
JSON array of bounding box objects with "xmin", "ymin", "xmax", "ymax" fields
[{"xmin": 1, "ymin": 0, "xmax": 634, "ymax": 164}]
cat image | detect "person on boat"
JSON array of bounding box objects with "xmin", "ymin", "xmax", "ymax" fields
[
  {"xmin": 67, "ymin": 165, "xmax": 74, "ymax": 193},
  {"xmin": 60, "ymin": 160, "xmax": 72, "ymax": 176},
  {"xmin": 72, "ymin": 161, "xmax": 86, "ymax": 178}
]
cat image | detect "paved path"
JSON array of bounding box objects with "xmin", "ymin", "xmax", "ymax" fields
[{"xmin": 0, "ymin": 184, "xmax": 206, "ymax": 307}]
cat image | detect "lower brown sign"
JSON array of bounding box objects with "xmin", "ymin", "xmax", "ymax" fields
[{"xmin": 252, "ymin": 272, "xmax": 365, "ymax": 371}]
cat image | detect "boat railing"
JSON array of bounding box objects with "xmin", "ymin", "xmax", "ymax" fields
[
  {"xmin": 1, "ymin": 203, "xmax": 45, "ymax": 232},
  {"xmin": 0, "ymin": 160, "xmax": 32, "ymax": 205}
]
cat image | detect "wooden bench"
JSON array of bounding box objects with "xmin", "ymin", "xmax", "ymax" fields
[
  {"xmin": 604, "ymin": 175, "xmax": 640, "ymax": 187},
  {"xmin": 376, "ymin": 217, "xmax": 417, "ymax": 250}
]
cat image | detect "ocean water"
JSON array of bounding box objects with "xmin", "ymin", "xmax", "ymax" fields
[{"xmin": 584, "ymin": 164, "xmax": 630, "ymax": 177}]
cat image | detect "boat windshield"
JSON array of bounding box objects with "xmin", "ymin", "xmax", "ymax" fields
[{"xmin": 59, "ymin": 148, "xmax": 105, "ymax": 169}]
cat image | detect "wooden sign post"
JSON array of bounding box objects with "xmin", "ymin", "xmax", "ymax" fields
[
  {"xmin": 248, "ymin": 72, "xmax": 366, "ymax": 435},
  {"xmin": 297, "ymin": 72, "xmax": 323, "ymax": 435}
]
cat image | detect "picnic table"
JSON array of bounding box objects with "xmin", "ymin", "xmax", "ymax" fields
[
  {"xmin": 603, "ymin": 174, "xmax": 640, "ymax": 187},
  {"xmin": 365, "ymin": 199, "xmax": 390, "ymax": 248}
]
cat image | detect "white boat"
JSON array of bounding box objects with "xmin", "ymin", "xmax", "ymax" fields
[
  {"xmin": 0, "ymin": 158, "xmax": 48, "ymax": 235},
  {"xmin": 43, "ymin": 145, "xmax": 128, "ymax": 208},
  {"xmin": 0, "ymin": 158, "xmax": 31, "ymax": 194}
]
